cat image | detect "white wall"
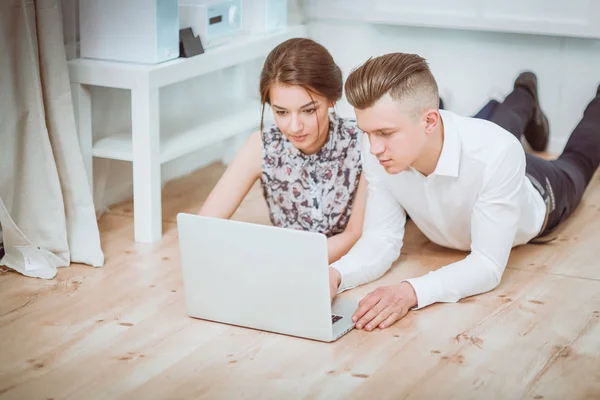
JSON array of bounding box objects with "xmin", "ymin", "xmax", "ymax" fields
[{"xmin": 305, "ymin": 19, "xmax": 600, "ymax": 154}]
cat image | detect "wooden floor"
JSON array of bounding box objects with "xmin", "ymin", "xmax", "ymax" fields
[{"xmin": 1, "ymin": 162, "xmax": 600, "ymax": 400}]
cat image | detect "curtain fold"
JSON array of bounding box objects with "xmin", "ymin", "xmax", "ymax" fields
[{"xmin": 0, "ymin": 0, "xmax": 104, "ymax": 279}]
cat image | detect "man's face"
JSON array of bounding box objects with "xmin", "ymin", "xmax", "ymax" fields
[{"xmin": 355, "ymin": 94, "xmax": 431, "ymax": 174}]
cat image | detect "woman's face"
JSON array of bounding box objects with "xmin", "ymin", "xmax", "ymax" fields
[{"xmin": 269, "ymin": 84, "xmax": 332, "ymax": 155}]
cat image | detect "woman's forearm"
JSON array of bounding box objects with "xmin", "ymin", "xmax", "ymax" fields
[{"xmin": 327, "ymin": 230, "xmax": 361, "ymax": 264}]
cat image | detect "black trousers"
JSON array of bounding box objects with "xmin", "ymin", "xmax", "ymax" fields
[{"xmin": 483, "ymin": 88, "xmax": 600, "ymax": 237}]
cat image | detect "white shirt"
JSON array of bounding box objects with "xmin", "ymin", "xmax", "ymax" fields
[{"xmin": 332, "ymin": 110, "xmax": 547, "ymax": 309}]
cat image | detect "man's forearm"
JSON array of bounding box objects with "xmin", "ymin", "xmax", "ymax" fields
[
  {"xmin": 405, "ymin": 251, "xmax": 504, "ymax": 309},
  {"xmin": 332, "ymin": 231, "xmax": 404, "ymax": 292},
  {"xmin": 333, "ymin": 138, "xmax": 407, "ymax": 292}
]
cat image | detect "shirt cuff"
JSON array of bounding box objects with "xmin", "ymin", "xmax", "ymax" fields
[
  {"xmin": 337, "ymin": 275, "xmax": 357, "ymax": 294},
  {"xmin": 403, "ymin": 273, "xmax": 442, "ymax": 310},
  {"xmin": 331, "ymin": 259, "xmax": 357, "ymax": 293}
]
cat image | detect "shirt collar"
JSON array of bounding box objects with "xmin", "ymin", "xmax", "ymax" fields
[{"xmin": 432, "ymin": 110, "xmax": 461, "ymax": 177}]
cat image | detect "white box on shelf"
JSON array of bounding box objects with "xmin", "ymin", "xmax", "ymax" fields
[
  {"xmin": 80, "ymin": 0, "xmax": 180, "ymax": 64},
  {"xmin": 179, "ymin": 0, "xmax": 242, "ymax": 48},
  {"xmin": 242, "ymin": 0, "xmax": 288, "ymax": 33}
]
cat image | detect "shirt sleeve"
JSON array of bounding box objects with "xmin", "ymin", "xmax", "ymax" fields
[
  {"xmin": 331, "ymin": 136, "xmax": 407, "ymax": 292},
  {"xmin": 404, "ymin": 142, "xmax": 526, "ymax": 309}
]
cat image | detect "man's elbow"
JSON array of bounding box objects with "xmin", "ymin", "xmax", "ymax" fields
[{"xmin": 482, "ymin": 262, "xmax": 504, "ymax": 293}]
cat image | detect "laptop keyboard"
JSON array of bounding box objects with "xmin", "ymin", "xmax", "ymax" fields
[{"xmin": 332, "ymin": 315, "xmax": 343, "ymax": 324}]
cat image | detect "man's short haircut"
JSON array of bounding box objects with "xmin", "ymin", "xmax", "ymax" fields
[{"xmin": 344, "ymin": 53, "xmax": 439, "ymax": 116}]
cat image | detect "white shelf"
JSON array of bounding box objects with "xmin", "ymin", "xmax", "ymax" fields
[
  {"xmin": 92, "ymin": 100, "xmax": 271, "ymax": 164},
  {"xmin": 68, "ymin": 25, "xmax": 308, "ymax": 90}
]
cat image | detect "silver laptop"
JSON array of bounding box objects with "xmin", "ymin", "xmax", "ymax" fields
[{"xmin": 176, "ymin": 213, "xmax": 358, "ymax": 342}]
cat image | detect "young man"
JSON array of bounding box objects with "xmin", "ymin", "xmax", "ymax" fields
[{"xmin": 329, "ymin": 53, "xmax": 600, "ymax": 331}]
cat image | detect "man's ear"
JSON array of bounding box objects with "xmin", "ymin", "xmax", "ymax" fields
[{"xmin": 423, "ymin": 109, "xmax": 440, "ymax": 135}]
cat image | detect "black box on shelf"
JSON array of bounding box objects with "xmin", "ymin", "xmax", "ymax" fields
[{"xmin": 179, "ymin": 28, "xmax": 205, "ymax": 58}]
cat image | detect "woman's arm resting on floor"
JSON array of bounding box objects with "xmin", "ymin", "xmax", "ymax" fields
[
  {"xmin": 327, "ymin": 174, "xmax": 368, "ymax": 302},
  {"xmin": 199, "ymin": 131, "xmax": 262, "ymax": 219},
  {"xmin": 327, "ymin": 174, "xmax": 368, "ymax": 265}
]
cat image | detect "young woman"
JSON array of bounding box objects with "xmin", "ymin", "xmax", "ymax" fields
[{"xmin": 199, "ymin": 38, "xmax": 368, "ymax": 300}]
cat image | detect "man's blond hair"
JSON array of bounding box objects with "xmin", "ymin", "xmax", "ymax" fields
[{"xmin": 345, "ymin": 53, "xmax": 439, "ymax": 115}]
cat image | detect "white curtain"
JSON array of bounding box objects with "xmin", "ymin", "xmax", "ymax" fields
[{"xmin": 0, "ymin": 0, "xmax": 104, "ymax": 278}]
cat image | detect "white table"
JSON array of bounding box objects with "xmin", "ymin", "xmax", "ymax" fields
[{"xmin": 68, "ymin": 25, "xmax": 307, "ymax": 243}]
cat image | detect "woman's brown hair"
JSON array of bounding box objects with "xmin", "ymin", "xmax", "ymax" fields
[{"xmin": 259, "ymin": 38, "xmax": 343, "ymax": 132}]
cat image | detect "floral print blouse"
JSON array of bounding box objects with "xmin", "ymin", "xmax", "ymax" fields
[{"xmin": 260, "ymin": 115, "xmax": 363, "ymax": 237}]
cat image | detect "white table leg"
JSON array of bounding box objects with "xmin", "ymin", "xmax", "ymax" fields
[
  {"xmin": 71, "ymin": 83, "xmax": 93, "ymax": 195},
  {"xmin": 131, "ymin": 86, "xmax": 161, "ymax": 243}
]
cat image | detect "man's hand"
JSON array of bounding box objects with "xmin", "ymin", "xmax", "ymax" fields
[
  {"xmin": 329, "ymin": 267, "xmax": 342, "ymax": 303},
  {"xmin": 352, "ymin": 282, "xmax": 418, "ymax": 331}
]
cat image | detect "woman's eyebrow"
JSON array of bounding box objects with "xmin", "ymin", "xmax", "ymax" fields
[
  {"xmin": 300, "ymin": 101, "xmax": 317, "ymax": 109},
  {"xmin": 272, "ymin": 101, "xmax": 317, "ymax": 110}
]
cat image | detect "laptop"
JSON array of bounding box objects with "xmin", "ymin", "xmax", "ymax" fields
[{"xmin": 176, "ymin": 213, "xmax": 358, "ymax": 342}]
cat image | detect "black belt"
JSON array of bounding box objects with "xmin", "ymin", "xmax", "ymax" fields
[{"xmin": 526, "ymin": 173, "xmax": 558, "ymax": 244}]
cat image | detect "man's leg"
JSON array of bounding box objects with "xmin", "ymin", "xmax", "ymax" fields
[
  {"xmin": 528, "ymin": 86, "xmax": 600, "ymax": 236},
  {"xmin": 473, "ymin": 99, "xmax": 500, "ymax": 121},
  {"xmin": 487, "ymin": 87, "xmax": 532, "ymax": 141},
  {"xmin": 480, "ymin": 72, "xmax": 549, "ymax": 150}
]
